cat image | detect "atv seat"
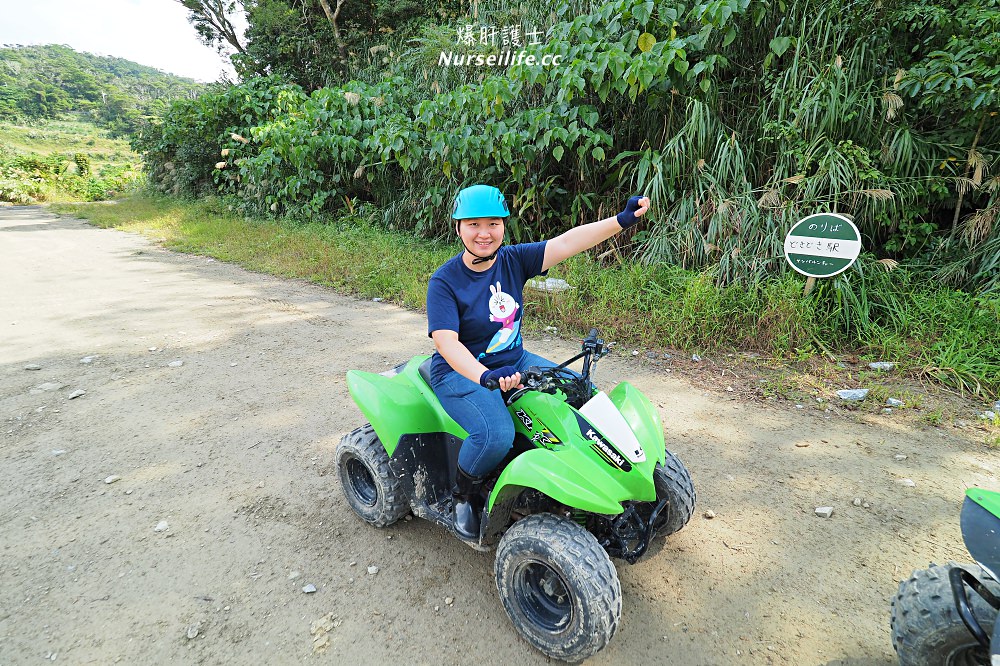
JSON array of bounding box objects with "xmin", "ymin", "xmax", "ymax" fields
[{"xmin": 418, "ymin": 356, "xmax": 433, "ymax": 387}]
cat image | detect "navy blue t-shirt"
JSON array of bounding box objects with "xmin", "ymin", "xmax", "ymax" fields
[{"xmin": 427, "ymin": 242, "xmax": 548, "ymax": 385}]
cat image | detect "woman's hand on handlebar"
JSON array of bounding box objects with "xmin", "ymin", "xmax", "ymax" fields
[
  {"xmin": 480, "ymin": 366, "xmax": 523, "ymax": 391},
  {"xmin": 498, "ymin": 372, "xmax": 523, "ymax": 391}
]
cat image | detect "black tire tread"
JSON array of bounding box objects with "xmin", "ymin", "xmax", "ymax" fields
[
  {"xmin": 495, "ymin": 513, "xmax": 621, "ymax": 662},
  {"xmin": 653, "ymin": 449, "xmax": 696, "ymax": 537},
  {"xmin": 336, "ymin": 423, "xmax": 409, "ymax": 527},
  {"xmin": 890, "ymin": 562, "xmax": 997, "ymax": 666}
]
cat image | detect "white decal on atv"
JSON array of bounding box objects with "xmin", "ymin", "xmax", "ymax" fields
[
  {"xmin": 586, "ymin": 428, "xmax": 627, "ymax": 468},
  {"xmin": 515, "ymin": 409, "xmax": 533, "ymax": 429},
  {"xmin": 579, "ymin": 391, "xmax": 647, "ymax": 463}
]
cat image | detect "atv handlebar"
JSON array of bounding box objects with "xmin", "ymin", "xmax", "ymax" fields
[{"xmin": 492, "ymin": 329, "xmax": 609, "ymax": 408}]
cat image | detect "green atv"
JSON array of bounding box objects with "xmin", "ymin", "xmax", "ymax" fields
[
  {"xmin": 337, "ymin": 329, "xmax": 696, "ymax": 661},
  {"xmin": 891, "ymin": 488, "xmax": 1000, "ymax": 665}
]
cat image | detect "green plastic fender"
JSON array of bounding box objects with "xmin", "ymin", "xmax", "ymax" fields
[
  {"xmin": 346, "ymin": 356, "xmax": 465, "ymax": 455},
  {"xmin": 967, "ymin": 488, "xmax": 1000, "ymax": 519},
  {"xmin": 607, "ymin": 381, "xmax": 666, "ymax": 467},
  {"xmin": 492, "ymin": 448, "xmax": 629, "ymax": 515}
]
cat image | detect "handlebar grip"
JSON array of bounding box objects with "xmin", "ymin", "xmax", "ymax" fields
[{"xmin": 483, "ymin": 378, "xmax": 500, "ymax": 391}]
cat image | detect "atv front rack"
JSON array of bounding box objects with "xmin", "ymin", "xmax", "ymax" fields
[{"xmin": 597, "ymin": 499, "xmax": 668, "ymax": 565}]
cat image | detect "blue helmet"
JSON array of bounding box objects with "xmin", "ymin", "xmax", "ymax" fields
[{"xmin": 452, "ymin": 184, "xmax": 510, "ymax": 220}]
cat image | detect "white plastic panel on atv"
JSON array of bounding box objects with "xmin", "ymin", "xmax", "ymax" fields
[{"xmin": 579, "ymin": 391, "xmax": 647, "ymax": 463}]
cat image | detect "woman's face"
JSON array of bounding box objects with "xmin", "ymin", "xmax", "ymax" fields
[{"xmin": 458, "ymin": 217, "xmax": 504, "ymax": 258}]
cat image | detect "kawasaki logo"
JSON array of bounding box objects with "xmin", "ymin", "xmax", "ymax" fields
[
  {"xmin": 515, "ymin": 409, "xmax": 533, "ymax": 429},
  {"xmin": 576, "ymin": 414, "xmax": 631, "ymax": 472}
]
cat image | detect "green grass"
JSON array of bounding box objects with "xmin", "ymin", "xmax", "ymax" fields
[
  {"xmin": 0, "ymin": 117, "xmax": 135, "ymax": 171},
  {"xmin": 920, "ymin": 408, "xmax": 945, "ymax": 426},
  {"xmin": 52, "ymin": 192, "xmax": 1000, "ymax": 399}
]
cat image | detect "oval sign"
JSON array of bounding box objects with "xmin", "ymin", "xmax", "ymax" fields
[{"xmin": 784, "ymin": 213, "xmax": 862, "ymax": 278}]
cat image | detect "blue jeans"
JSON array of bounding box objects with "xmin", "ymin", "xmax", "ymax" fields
[{"xmin": 430, "ymin": 349, "xmax": 560, "ymax": 477}]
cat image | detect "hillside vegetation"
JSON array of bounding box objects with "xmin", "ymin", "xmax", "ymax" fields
[
  {"xmin": 148, "ymin": 0, "xmax": 999, "ymax": 292},
  {"xmin": 0, "ymin": 45, "xmax": 204, "ymax": 204},
  {"xmin": 0, "ymin": 44, "xmax": 203, "ymax": 136}
]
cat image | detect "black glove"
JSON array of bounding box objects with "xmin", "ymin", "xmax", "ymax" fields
[
  {"xmin": 616, "ymin": 195, "xmax": 646, "ymax": 229},
  {"xmin": 480, "ymin": 365, "xmax": 519, "ymax": 390}
]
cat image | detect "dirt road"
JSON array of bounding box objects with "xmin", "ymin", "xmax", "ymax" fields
[{"xmin": 0, "ymin": 205, "xmax": 993, "ymax": 664}]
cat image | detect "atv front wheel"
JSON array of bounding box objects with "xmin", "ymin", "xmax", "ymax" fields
[
  {"xmin": 336, "ymin": 424, "xmax": 409, "ymax": 527},
  {"xmin": 650, "ymin": 450, "xmax": 696, "ymax": 538},
  {"xmin": 495, "ymin": 513, "xmax": 621, "ymax": 662},
  {"xmin": 891, "ymin": 562, "xmax": 998, "ymax": 666}
]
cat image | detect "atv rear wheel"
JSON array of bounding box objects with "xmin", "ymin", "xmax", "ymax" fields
[
  {"xmin": 650, "ymin": 450, "xmax": 696, "ymax": 538},
  {"xmin": 336, "ymin": 424, "xmax": 409, "ymax": 527},
  {"xmin": 495, "ymin": 513, "xmax": 621, "ymax": 662},
  {"xmin": 891, "ymin": 562, "xmax": 998, "ymax": 666}
]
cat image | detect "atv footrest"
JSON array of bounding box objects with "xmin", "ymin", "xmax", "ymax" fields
[
  {"xmin": 599, "ymin": 499, "xmax": 668, "ymax": 564},
  {"xmin": 411, "ymin": 498, "xmax": 455, "ymax": 532}
]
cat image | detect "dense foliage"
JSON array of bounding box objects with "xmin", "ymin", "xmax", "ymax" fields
[
  {"xmin": 0, "ymin": 45, "xmax": 203, "ymax": 136},
  {"xmin": 144, "ymin": 0, "xmax": 998, "ymax": 299}
]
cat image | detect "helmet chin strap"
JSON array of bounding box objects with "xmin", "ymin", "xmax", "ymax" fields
[{"xmin": 462, "ymin": 240, "xmax": 501, "ymax": 264}]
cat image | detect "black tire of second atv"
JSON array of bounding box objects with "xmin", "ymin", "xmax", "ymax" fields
[
  {"xmin": 495, "ymin": 513, "xmax": 621, "ymax": 663},
  {"xmin": 335, "ymin": 424, "xmax": 409, "ymax": 527},
  {"xmin": 651, "ymin": 449, "xmax": 697, "ymax": 538},
  {"xmin": 891, "ymin": 562, "xmax": 998, "ymax": 666}
]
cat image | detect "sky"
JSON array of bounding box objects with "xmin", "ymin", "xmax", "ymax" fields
[{"xmin": 0, "ymin": 0, "xmax": 241, "ymax": 82}]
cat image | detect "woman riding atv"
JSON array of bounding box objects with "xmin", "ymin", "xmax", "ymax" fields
[{"xmin": 426, "ymin": 184, "xmax": 650, "ymax": 540}]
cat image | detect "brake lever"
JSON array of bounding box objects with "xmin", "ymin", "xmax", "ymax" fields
[
  {"xmin": 504, "ymin": 389, "xmax": 528, "ymax": 406},
  {"xmin": 503, "ymin": 367, "xmax": 552, "ymax": 406}
]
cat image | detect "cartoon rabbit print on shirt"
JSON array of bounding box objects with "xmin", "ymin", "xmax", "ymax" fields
[{"xmin": 484, "ymin": 281, "xmax": 520, "ymax": 354}]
